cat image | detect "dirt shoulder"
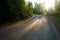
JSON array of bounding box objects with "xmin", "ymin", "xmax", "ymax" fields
[{"xmin": 0, "ymin": 16, "xmax": 35, "ymax": 30}]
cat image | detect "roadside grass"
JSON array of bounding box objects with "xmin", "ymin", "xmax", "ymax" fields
[
  {"xmin": 48, "ymin": 15, "xmax": 60, "ymax": 33},
  {"xmin": 48, "ymin": 16, "xmax": 60, "ymax": 24},
  {"xmin": 49, "ymin": 16, "xmax": 60, "ymax": 24}
]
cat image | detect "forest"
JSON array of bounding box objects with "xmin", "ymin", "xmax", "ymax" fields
[{"xmin": 0, "ymin": 0, "xmax": 60, "ymax": 25}]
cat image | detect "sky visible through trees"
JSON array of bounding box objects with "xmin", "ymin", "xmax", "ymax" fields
[{"xmin": 0, "ymin": 0, "xmax": 60, "ymax": 25}]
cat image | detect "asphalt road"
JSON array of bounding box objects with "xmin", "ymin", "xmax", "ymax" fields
[{"xmin": 0, "ymin": 15, "xmax": 59, "ymax": 40}]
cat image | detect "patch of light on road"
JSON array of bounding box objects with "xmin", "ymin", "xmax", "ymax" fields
[
  {"xmin": 20, "ymin": 19, "xmax": 39, "ymax": 34},
  {"xmin": 11, "ymin": 17, "xmax": 48, "ymax": 39},
  {"xmin": 11, "ymin": 19, "xmax": 39, "ymax": 38},
  {"xmin": 36, "ymin": 17, "xmax": 47, "ymax": 27}
]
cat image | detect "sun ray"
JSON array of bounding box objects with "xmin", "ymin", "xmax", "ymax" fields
[
  {"xmin": 45, "ymin": 0, "xmax": 55, "ymax": 10},
  {"xmin": 25, "ymin": 0, "xmax": 55, "ymax": 10}
]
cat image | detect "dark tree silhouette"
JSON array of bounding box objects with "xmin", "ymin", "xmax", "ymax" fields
[{"xmin": 0, "ymin": 0, "xmax": 33, "ymax": 25}]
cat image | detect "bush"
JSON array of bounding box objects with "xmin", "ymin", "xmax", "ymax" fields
[{"xmin": 0, "ymin": 0, "xmax": 33, "ymax": 25}]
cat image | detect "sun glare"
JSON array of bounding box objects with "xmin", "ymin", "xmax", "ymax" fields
[
  {"xmin": 45, "ymin": 0, "xmax": 55, "ymax": 10},
  {"xmin": 25, "ymin": 0, "xmax": 55, "ymax": 10}
]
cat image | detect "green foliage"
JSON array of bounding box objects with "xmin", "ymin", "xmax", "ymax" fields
[
  {"xmin": 47, "ymin": 8, "xmax": 55, "ymax": 15},
  {"xmin": 27, "ymin": 2, "xmax": 33, "ymax": 16},
  {"xmin": 0, "ymin": 0, "xmax": 33, "ymax": 25},
  {"xmin": 47, "ymin": 1, "xmax": 60, "ymax": 16},
  {"xmin": 54, "ymin": 1, "xmax": 60, "ymax": 16},
  {"xmin": 33, "ymin": 3, "xmax": 42, "ymax": 15},
  {"xmin": 20, "ymin": 2, "xmax": 33, "ymax": 19}
]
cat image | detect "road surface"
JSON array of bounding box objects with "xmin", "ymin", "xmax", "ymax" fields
[{"xmin": 0, "ymin": 15, "xmax": 59, "ymax": 40}]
